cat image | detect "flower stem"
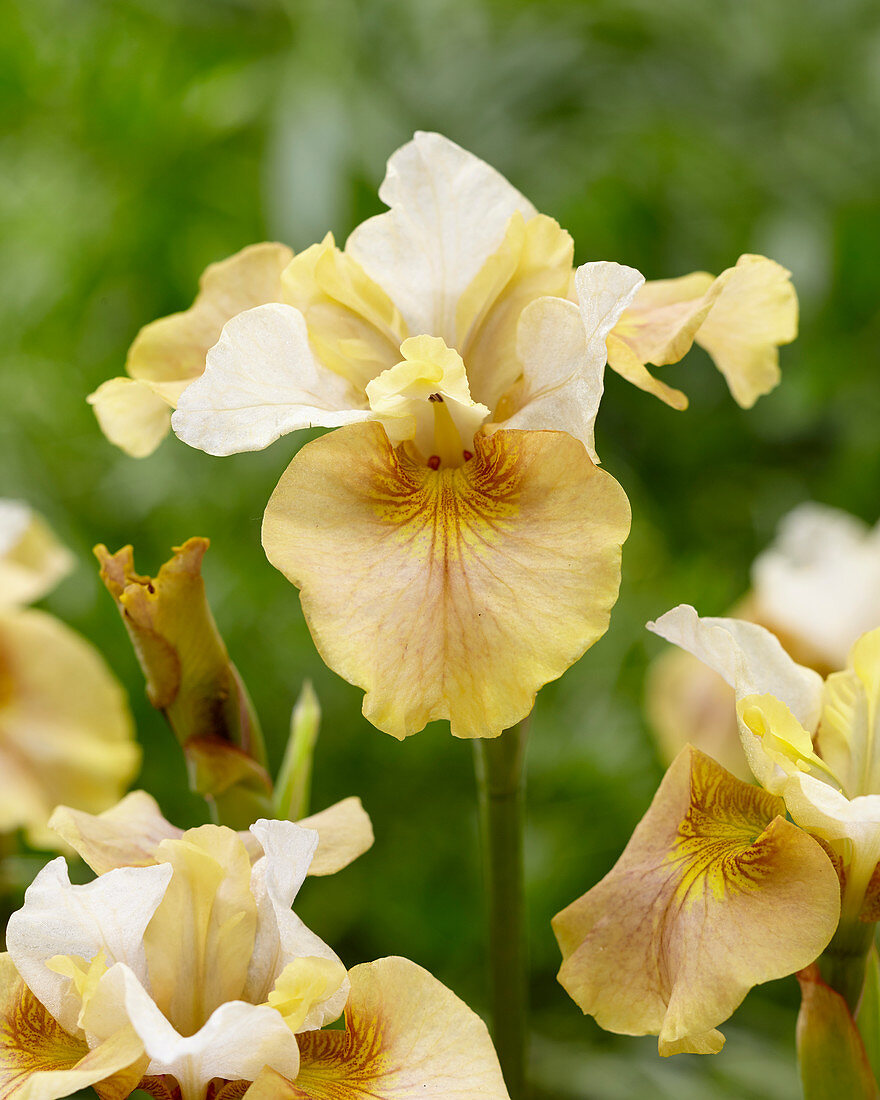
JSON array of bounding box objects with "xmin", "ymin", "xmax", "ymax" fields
[{"xmin": 474, "ymin": 720, "xmax": 530, "ymax": 1099}]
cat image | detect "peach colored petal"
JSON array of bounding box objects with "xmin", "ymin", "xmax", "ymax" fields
[
  {"xmin": 553, "ymin": 746, "xmax": 840, "ymax": 1055},
  {"xmin": 262, "ymin": 423, "xmax": 630, "ymax": 739},
  {"xmin": 241, "ymin": 957, "xmax": 509, "ymax": 1099}
]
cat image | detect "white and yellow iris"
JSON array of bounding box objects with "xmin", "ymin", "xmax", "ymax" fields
[
  {"xmin": 565, "ymin": 602, "xmax": 880, "ymax": 1055},
  {"xmin": 89, "ymin": 132, "xmax": 797, "ymax": 741},
  {"xmin": 0, "ymin": 500, "xmax": 138, "ymax": 846},
  {"xmin": 0, "ymin": 804, "xmax": 510, "ymax": 1100}
]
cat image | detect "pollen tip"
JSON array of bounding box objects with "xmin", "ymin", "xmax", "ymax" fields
[{"xmin": 427, "ymin": 455, "xmax": 441, "ymax": 470}]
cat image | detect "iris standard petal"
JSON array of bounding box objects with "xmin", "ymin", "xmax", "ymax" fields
[{"xmin": 346, "ymin": 131, "xmax": 536, "ymax": 344}]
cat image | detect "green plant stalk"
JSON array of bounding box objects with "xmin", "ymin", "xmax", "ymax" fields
[
  {"xmin": 274, "ymin": 681, "xmax": 321, "ymax": 821},
  {"xmin": 820, "ymin": 919, "xmax": 876, "ymax": 1013},
  {"xmin": 474, "ymin": 720, "xmax": 530, "ymax": 1099}
]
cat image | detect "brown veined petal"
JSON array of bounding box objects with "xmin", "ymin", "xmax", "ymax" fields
[
  {"xmin": 0, "ymin": 609, "xmax": 139, "ymax": 849},
  {"xmin": 241, "ymin": 957, "xmax": 509, "ymax": 1099},
  {"xmin": 0, "ymin": 953, "xmax": 146, "ymax": 1100},
  {"xmin": 553, "ymin": 746, "xmax": 841, "ymax": 1056},
  {"xmin": 262, "ymin": 423, "xmax": 631, "ymax": 740}
]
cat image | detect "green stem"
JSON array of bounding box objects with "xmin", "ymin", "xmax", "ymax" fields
[
  {"xmin": 819, "ymin": 920, "xmax": 876, "ymax": 1012},
  {"xmin": 474, "ymin": 720, "xmax": 530, "ymax": 1099}
]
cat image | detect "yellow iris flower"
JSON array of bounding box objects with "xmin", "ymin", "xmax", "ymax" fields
[
  {"xmin": 556, "ymin": 601, "xmax": 880, "ymax": 1054},
  {"xmin": 1, "ymin": 806, "xmax": 509, "ymax": 1100},
  {"xmin": 0, "ymin": 500, "xmax": 138, "ymax": 847},
  {"xmin": 89, "ymin": 132, "xmax": 797, "ymax": 741}
]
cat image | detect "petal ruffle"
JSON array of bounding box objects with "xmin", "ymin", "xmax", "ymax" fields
[
  {"xmin": 242, "ymin": 957, "xmax": 509, "ymax": 1099},
  {"xmin": 0, "ymin": 955, "xmax": 145, "ymax": 1100},
  {"xmin": 0, "ymin": 608, "xmax": 139, "ymax": 847},
  {"xmin": 0, "ymin": 501, "xmax": 74, "ymax": 610},
  {"xmin": 346, "ymin": 131, "xmax": 536, "ymax": 344},
  {"xmin": 296, "ymin": 798, "xmax": 374, "ymax": 877},
  {"xmin": 171, "ymin": 304, "xmax": 370, "ymax": 456},
  {"xmin": 553, "ymin": 746, "xmax": 840, "ymax": 1055},
  {"xmin": 262, "ymin": 422, "xmax": 631, "ymax": 739}
]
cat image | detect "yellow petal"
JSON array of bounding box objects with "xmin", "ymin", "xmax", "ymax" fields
[
  {"xmin": 127, "ymin": 242, "xmax": 293, "ymax": 389},
  {"xmin": 737, "ymin": 692, "xmax": 836, "ymax": 783},
  {"xmin": 0, "ymin": 501, "xmax": 74, "ymax": 611},
  {"xmin": 605, "ymin": 334, "xmax": 690, "ymax": 410},
  {"xmin": 297, "ymin": 797, "xmax": 374, "ymax": 877},
  {"xmin": 266, "ymin": 956, "xmax": 348, "ymax": 1033},
  {"xmin": 86, "ymin": 378, "xmax": 173, "ymax": 459},
  {"xmin": 262, "ymin": 423, "xmax": 630, "ymax": 739},
  {"xmin": 455, "ymin": 212, "xmax": 574, "ymax": 412},
  {"xmin": 0, "ymin": 953, "xmax": 145, "ymax": 1100},
  {"xmin": 695, "ymin": 254, "xmax": 797, "ymax": 408},
  {"xmin": 281, "ymin": 235, "xmax": 406, "ymax": 391},
  {"xmin": 242, "ymin": 957, "xmax": 509, "ymax": 1099},
  {"xmin": 143, "ymin": 826, "xmax": 258, "ymax": 1037},
  {"xmin": 553, "ymin": 746, "xmax": 840, "ymax": 1055},
  {"xmin": 0, "ymin": 609, "xmax": 138, "ymax": 847}
]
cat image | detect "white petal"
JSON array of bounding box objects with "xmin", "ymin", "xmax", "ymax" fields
[
  {"xmin": 85, "ymin": 963, "xmax": 300, "ymax": 1095},
  {"xmin": 648, "ymin": 604, "xmax": 824, "ymax": 726},
  {"xmin": 752, "ymin": 503, "xmax": 880, "ymax": 668},
  {"xmin": 502, "ymin": 264, "xmax": 643, "ymax": 460},
  {"xmin": 346, "ymin": 131, "xmax": 536, "ymax": 343},
  {"xmin": 5, "ymin": 857, "xmax": 172, "ymax": 1035},
  {"xmin": 244, "ymin": 821, "xmax": 348, "ymax": 1029},
  {"xmin": 171, "ymin": 304, "xmax": 370, "ymax": 456}
]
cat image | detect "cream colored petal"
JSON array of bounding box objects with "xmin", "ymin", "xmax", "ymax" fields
[
  {"xmin": 695, "ymin": 254, "xmax": 798, "ymax": 408},
  {"xmin": 48, "ymin": 792, "xmax": 181, "ymax": 875},
  {"xmin": 87, "ymin": 378, "xmax": 173, "ymax": 459},
  {"xmin": 276, "ymin": 957, "xmax": 508, "ymax": 1099},
  {"xmin": 346, "ymin": 131, "xmax": 536, "ymax": 343},
  {"xmin": 608, "ymin": 270, "xmax": 716, "ymax": 368},
  {"xmin": 0, "ymin": 501, "xmax": 74, "ymax": 610},
  {"xmin": 752, "ymin": 503, "xmax": 880, "ymax": 670},
  {"xmin": 648, "ymin": 605, "xmax": 824, "ymax": 722},
  {"xmin": 143, "ymin": 827, "xmax": 258, "ymax": 1037},
  {"xmin": 244, "ymin": 821, "xmax": 347, "ymax": 1029},
  {"xmin": 171, "ymin": 304, "xmax": 370, "ymax": 456},
  {"xmin": 0, "ymin": 955, "xmax": 145, "ymax": 1100},
  {"xmin": 85, "ymin": 963, "xmax": 300, "ymax": 1099},
  {"xmin": 456, "ymin": 213, "xmax": 575, "ymax": 412},
  {"xmin": 263, "ymin": 423, "xmax": 630, "ymax": 739},
  {"xmin": 553, "ymin": 747, "xmax": 840, "ymax": 1055},
  {"xmin": 605, "ymin": 334, "xmax": 689, "ymax": 410},
  {"xmin": 500, "ymin": 260, "xmax": 643, "ymax": 461},
  {"xmin": 126, "ymin": 242, "xmax": 293, "ymax": 388},
  {"xmin": 5, "ymin": 858, "xmax": 172, "ymax": 1037},
  {"xmin": 0, "ymin": 608, "xmax": 139, "ymax": 846},
  {"xmin": 647, "ymin": 604, "xmax": 824, "ymax": 789},
  {"xmin": 297, "ymin": 798, "xmax": 374, "ymax": 877}
]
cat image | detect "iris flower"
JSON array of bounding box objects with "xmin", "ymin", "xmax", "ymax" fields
[
  {"xmin": 0, "ymin": 500, "xmax": 138, "ymax": 847},
  {"xmin": 554, "ymin": 600, "xmax": 880, "ymax": 1053},
  {"xmin": 2, "ymin": 803, "xmax": 509, "ymax": 1100},
  {"xmin": 90, "ymin": 133, "xmax": 796, "ymax": 740}
]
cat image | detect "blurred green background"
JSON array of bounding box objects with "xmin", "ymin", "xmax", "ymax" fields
[{"xmin": 3, "ymin": 0, "xmax": 880, "ymax": 1096}]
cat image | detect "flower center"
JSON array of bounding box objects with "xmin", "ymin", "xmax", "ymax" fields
[{"xmin": 365, "ymin": 335, "xmax": 489, "ymax": 468}]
